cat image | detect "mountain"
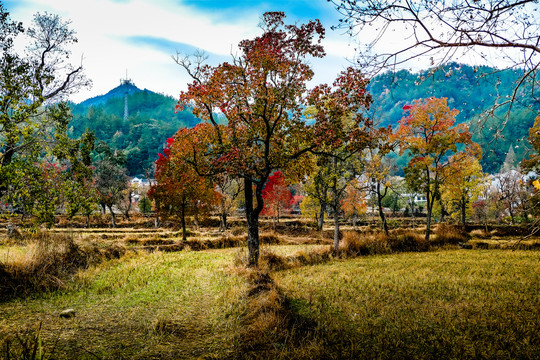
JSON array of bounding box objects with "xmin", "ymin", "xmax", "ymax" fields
[
  {"xmin": 69, "ymin": 81, "xmax": 200, "ymax": 176},
  {"xmin": 69, "ymin": 64, "xmax": 539, "ymax": 176},
  {"xmin": 79, "ymin": 79, "xmax": 144, "ymax": 108},
  {"xmin": 366, "ymin": 63, "xmax": 538, "ymax": 173}
]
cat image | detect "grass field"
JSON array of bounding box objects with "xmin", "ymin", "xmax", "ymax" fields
[{"xmin": 0, "ymin": 224, "xmax": 539, "ymax": 359}]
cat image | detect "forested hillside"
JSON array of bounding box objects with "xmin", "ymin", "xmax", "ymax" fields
[
  {"xmin": 69, "ymin": 82, "xmax": 199, "ymax": 175},
  {"xmin": 70, "ymin": 63, "xmax": 538, "ymax": 176},
  {"xmin": 368, "ymin": 63, "xmax": 538, "ymax": 173}
]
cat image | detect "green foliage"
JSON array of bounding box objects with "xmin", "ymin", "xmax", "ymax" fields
[
  {"xmin": 93, "ymin": 142, "xmax": 129, "ymax": 226},
  {"xmin": 138, "ymin": 196, "xmax": 152, "ymax": 215},
  {"xmin": 70, "ymin": 89, "xmax": 200, "ymax": 175},
  {"xmin": 369, "ymin": 63, "xmax": 538, "ymax": 173}
]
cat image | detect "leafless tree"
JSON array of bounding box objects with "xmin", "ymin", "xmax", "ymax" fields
[{"xmin": 329, "ymin": 0, "xmax": 539, "ymax": 138}]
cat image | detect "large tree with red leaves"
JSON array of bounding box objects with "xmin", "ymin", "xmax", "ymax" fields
[
  {"xmin": 148, "ymin": 136, "xmax": 217, "ymax": 240},
  {"xmin": 175, "ymin": 12, "xmax": 328, "ymax": 266}
]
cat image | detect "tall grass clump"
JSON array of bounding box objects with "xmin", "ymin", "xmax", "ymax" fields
[
  {"xmin": 433, "ymin": 223, "xmax": 469, "ymax": 245},
  {"xmin": 0, "ymin": 231, "xmax": 126, "ymax": 299},
  {"xmin": 340, "ymin": 232, "xmax": 390, "ymax": 256},
  {"xmin": 340, "ymin": 230, "xmax": 429, "ymax": 256},
  {"xmin": 386, "ymin": 229, "xmax": 430, "ymax": 252}
]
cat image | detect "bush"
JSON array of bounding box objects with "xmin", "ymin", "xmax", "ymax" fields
[{"xmin": 340, "ymin": 232, "xmax": 390, "ymax": 256}]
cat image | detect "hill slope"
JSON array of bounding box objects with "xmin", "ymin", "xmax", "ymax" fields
[
  {"xmin": 79, "ymin": 80, "xmax": 143, "ymax": 108},
  {"xmin": 368, "ymin": 63, "xmax": 538, "ymax": 173},
  {"xmin": 70, "ymin": 83, "xmax": 199, "ymax": 176},
  {"xmin": 70, "ymin": 64, "xmax": 539, "ymax": 176}
]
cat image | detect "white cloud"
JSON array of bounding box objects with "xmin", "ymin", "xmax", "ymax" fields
[{"xmin": 7, "ymin": 0, "xmax": 355, "ymax": 102}]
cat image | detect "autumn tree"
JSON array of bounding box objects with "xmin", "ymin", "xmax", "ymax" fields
[
  {"xmin": 214, "ymin": 174, "xmax": 242, "ymax": 231},
  {"xmin": 394, "ymin": 97, "xmax": 477, "ymax": 240},
  {"xmin": 261, "ymin": 171, "xmax": 293, "ymax": 223},
  {"xmin": 341, "ymin": 179, "xmax": 368, "ymax": 228},
  {"xmin": 522, "ymin": 114, "xmax": 540, "ymax": 173},
  {"xmin": 441, "ymin": 153, "xmax": 485, "ymax": 226},
  {"xmin": 301, "ymin": 156, "xmax": 331, "ymax": 232},
  {"xmin": 149, "ymin": 135, "xmax": 217, "ymax": 240},
  {"xmin": 303, "ymin": 67, "xmax": 373, "ymax": 252},
  {"xmin": 363, "ymin": 129, "xmax": 396, "ymax": 235},
  {"xmin": 175, "ymin": 12, "xmax": 327, "ymax": 266}
]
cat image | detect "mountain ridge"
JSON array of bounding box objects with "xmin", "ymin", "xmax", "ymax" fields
[
  {"xmin": 78, "ymin": 80, "xmax": 151, "ymax": 108},
  {"xmin": 70, "ymin": 63, "xmax": 539, "ymax": 175}
]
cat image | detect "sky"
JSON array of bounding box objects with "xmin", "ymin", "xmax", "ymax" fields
[{"xmin": 4, "ymin": 0, "xmax": 360, "ymax": 103}]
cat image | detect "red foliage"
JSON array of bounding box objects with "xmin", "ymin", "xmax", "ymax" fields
[{"xmin": 261, "ymin": 171, "xmax": 293, "ymax": 217}]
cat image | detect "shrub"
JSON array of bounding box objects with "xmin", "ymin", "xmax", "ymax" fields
[{"xmin": 0, "ymin": 231, "xmax": 127, "ymax": 300}]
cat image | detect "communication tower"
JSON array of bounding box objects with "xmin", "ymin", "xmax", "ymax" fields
[{"xmin": 120, "ymin": 71, "xmax": 132, "ymax": 120}]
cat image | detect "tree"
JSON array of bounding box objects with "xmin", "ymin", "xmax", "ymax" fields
[
  {"xmin": 175, "ymin": 12, "xmax": 326, "ymax": 266},
  {"xmin": 363, "ymin": 130, "xmax": 396, "ymax": 235},
  {"xmin": 94, "ymin": 142, "xmax": 129, "ymax": 228},
  {"xmin": 329, "ymin": 0, "xmax": 539, "ymax": 95},
  {"xmin": 214, "ymin": 174, "xmax": 242, "ymax": 231},
  {"xmin": 299, "ymin": 194, "xmax": 321, "ymax": 225},
  {"xmin": 304, "ymin": 67, "xmax": 373, "ymax": 252},
  {"xmin": 0, "ymin": 5, "xmax": 89, "ymax": 196},
  {"xmin": 502, "ymin": 145, "xmax": 518, "ymax": 172},
  {"xmin": 522, "ymin": 114, "xmax": 540, "ymax": 173},
  {"xmin": 393, "ymin": 97, "xmax": 477, "ymax": 240},
  {"xmin": 301, "ymin": 156, "xmax": 331, "ymax": 232},
  {"xmin": 341, "ymin": 179, "xmax": 368, "ymax": 228},
  {"xmin": 441, "ymin": 153, "xmax": 485, "ymax": 226},
  {"xmin": 329, "ymin": 0, "xmax": 540, "ymax": 146},
  {"xmin": 6, "ymin": 160, "xmax": 63, "ymax": 227},
  {"xmin": 148, "ymin": 135, "xmax": 217, "ymax": 240},
  {"xmin": 261, "ymin": 171, "xmax": 293, "ymax": 223},
  {"xmin": 492, "ymin": 168, "xmax": 527, "ymax": 223}
]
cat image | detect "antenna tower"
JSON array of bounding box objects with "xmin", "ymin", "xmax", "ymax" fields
[{"xmin": 121, "ymin": 70, "xmax": 132, "ymax": 120}]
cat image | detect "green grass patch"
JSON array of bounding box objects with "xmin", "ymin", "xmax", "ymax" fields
[{"xmin": 0, "ymin": 249, "xmax": 248, "ymax": 359}]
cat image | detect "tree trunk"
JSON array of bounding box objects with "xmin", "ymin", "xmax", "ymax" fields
[
  {"xmin": 424, "ymin": 170, "xmax": 435, "ymax": 242},
  {"xmin": 220, "ymin": 197, "xmax": 227, "ymax": 231},
  {"xmin": 180, "ymin": 200, "xmax": 187, "ymax": 241},
  {"xmin": 377, "ymin": 182, "xmax": 389, "ymax": 236},
  {"xmin": 0, "ymin": 144, "xmax": 15, "ymax": 197},
  {"xmin": 124, "ymin": 190, "xmax": 132, "ymax": 221},
  {"xmin": 425, "ymin": 191, "xmax": 433, "ymax": 242},
  {"xmin": 108, "ymin": 205, "xmax": 117, "ymax": 228},
  {"xmin": 86, "ymin": 214, "xmax": 90, "ymax": 228},
  {"xmin": 332, "ymin": 185, "xmax": 340, "ymax": 253},
  {"xmin": 244, "ymin": 178, "xmax": 262, "ymax": 267},
  {"xmin": 508, "ymin": 201, "xmax": 515, "ymax": 224},
  {"xmin": 318, "ymin": 203, "xmax": 326, "ymax": 233},
  {"xmin": 333, "ymin": 209, "xmax": 340, "ymax": 253},
  {"xmin": 461, "ymin": 195, "xmax": 467, "ymax": 228}
]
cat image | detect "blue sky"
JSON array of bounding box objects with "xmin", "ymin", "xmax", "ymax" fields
[{"xmin": 5, "ymin": 0, "xmax": 358, "ymax": 103}]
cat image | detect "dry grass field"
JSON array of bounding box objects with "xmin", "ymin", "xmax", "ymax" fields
[{"xmin": 0, "ymin": 217, "xmax": 539, "ymax": 359}]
